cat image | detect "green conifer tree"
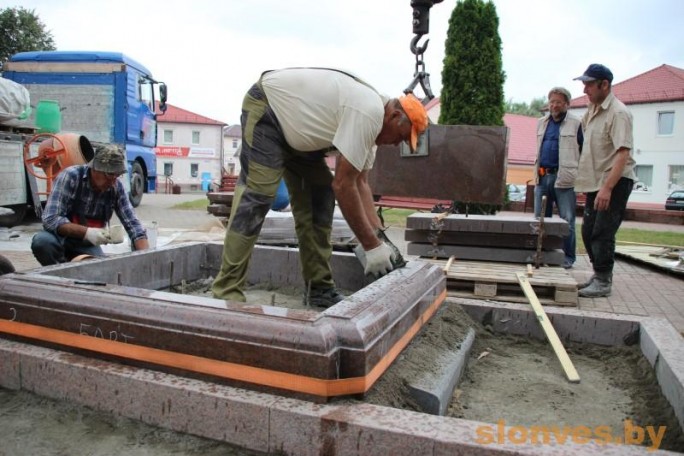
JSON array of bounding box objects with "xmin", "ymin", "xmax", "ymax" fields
[
  {"xmin": 437, "ymin": 0, "xmax": 506, "ymax": 214},
  {"xmin": 438, "ymin": 0, "xmax": 505, "ymax": 126}
]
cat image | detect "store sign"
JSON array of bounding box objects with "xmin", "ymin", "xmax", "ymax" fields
[
  {"xmin": 189, "ymin": 147, "xmax": 215, "ymax": 158},
  {"xmin": 156, "ymin": 146, "xmax": 188, "ymax": 157},
  {"xmin": 155, "ymin": 147, "xmax": 216, "ymax": 158}
]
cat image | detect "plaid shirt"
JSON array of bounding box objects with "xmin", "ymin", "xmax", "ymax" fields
[{"xmin": 42, "ymin": 165, "xmax": 147, "ymax": 242}]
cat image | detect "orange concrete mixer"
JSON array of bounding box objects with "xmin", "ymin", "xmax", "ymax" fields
[{"xmin": 23, "ymin": 133, "xmax": 95, "ymax": 195}]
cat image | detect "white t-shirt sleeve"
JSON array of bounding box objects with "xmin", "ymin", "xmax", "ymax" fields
[{"xmin": 332, "ymin": 106, "xmax": 382, "ymax": 172}]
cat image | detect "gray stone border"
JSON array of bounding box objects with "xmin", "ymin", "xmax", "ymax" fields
[{"xmin": 2, "ymin": 298, "xmax": 682, "ymax": 454}]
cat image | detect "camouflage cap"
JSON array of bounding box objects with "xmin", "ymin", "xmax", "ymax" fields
[{"xmin": 92, "ymin": 144, "xmax": 127, "ymax": 175}]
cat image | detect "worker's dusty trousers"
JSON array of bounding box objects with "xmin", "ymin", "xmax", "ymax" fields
[
  {"xmin": 212, "ymin": 82, "xmax": 336, "ymax": 302},
  {"xmin": 31, "ymin": 230, "xmax": 104, "ymax": 266},
  {"xmin": 581, "ymin": 177, "xmax": 633, "ymax": 274}
]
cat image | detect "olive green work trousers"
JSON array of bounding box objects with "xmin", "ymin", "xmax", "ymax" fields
[{"xmin": 212, "ymin": 82, "xmax": 336, "ymax": 301}]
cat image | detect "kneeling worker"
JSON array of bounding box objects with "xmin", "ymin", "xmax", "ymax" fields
[
  {"xmin": 31, "ymin": 144, "xmax": 149, "ymax": 265},
  {"xmin": 211, "ymin": 67, "xmax": 428, "ymax": 307}
]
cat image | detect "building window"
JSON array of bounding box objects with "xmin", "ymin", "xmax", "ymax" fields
[
  {"xmin": 190, "ymin": 163, "xmax": 199, "ymax": 178},
  {"xmin": 669, "ymin": 165, "xmax": 684, "ymax": 191},
  {"xmin": 658, "ymin": 111, "xmax": 674, "ymax": 136},
  {"xmin": 232, "ymin": 138, "xmax": 238, "ymax": 148},
  {"xmin": 633, "ymin": 165, "xmax": 652, "ymax": 192},
  {"xmin": 192, "ymin": 131, "xmax": 201, "ymax": 145},
  {"xmin": 163, "ymin": 129, "xmax": 174, "ymax": 143},
  {"xmin": 163, "ymin": 162, "xmax": 173, "ymax": 177}
]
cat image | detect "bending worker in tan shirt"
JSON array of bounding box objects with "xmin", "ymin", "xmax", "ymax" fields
[{"xmin": 212, "ymin": 67, "xmax": 428, "ymax": 307}]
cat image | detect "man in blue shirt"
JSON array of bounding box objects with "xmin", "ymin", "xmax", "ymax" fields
[
  {"xmin": 31, "ymin": 144, "xmax": 149, "ymax": 265},
  {"xmin": 534, "ymin": 87, "xmax": 584, "ymax": 269}
]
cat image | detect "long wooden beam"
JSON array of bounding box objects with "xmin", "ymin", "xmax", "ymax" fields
[{"xmin": 516, "ymin": 272, "xmax": 580, "ymax": 383}]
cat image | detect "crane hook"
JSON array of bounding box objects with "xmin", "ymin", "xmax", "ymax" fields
[{"xmin": 410, "ymin": 34, "xmax": 430, "ymax": 56}]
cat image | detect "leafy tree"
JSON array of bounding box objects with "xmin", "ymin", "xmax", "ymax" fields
[
  {"xmin": 505, "ymin": 96, "xmax": 547, "ymax": 117},
  {"xmin": 436, "ymin": 0, "xmax": 505, "ymax": 214},
  {"xmin": 0, "ymin": 7, "xmax": 55, "ymax": 68},
  {"xmin": 439, "ymin": 0, "xmax": 505, "ymax": 126}
]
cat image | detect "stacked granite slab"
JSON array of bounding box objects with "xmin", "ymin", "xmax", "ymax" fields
[
  {"xmin": 257, "ymin": 210, "xmax": 355, "ymax": 246},
  {"xmin": 205, "ymin": 193, "xmax": 354, "ymax": 246},
  {"xmin": 406, "ymin": 213, "xmax": 568, "ymax": 265},
  {"xmin": 206, "ymin": 191, "xmax": 234, "ymax": 218}
]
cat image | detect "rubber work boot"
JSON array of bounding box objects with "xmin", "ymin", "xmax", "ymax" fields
[
  {"xmin": 305, "ymin": 287, "xmax": 345, "ymax": 308},
  {"xmin": 578, "ymin": 272, "xmax": 612, "ymax": 298}
]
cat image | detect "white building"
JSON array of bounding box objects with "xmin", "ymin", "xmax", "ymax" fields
[
  {"xmin": 155, "ymin": 104, "xmax": 227, "ymax": 193},
  {"xmin": 569, "ymin": 64, "xmax": 684, "ymax": 205},
  {"xmin": 223, "ymin": 124, "xmax": 242, "ymax": 176}
]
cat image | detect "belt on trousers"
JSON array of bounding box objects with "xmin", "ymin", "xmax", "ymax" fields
[{"xmin": 538, "ymin": 167, "xmax": 558, "ymax": 176}]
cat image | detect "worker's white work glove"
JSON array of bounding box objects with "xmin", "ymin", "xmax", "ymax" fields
[
  {"xmin": 84, "ymin": 228, "xmax": 110, "ymax": 246},
  {"xmin": 108, "ymin": 225, "xmax": 125, "ymax": 244},
  {"xmin": 363, "ymin": 242, "xmax": 395, "ymax": 277}
]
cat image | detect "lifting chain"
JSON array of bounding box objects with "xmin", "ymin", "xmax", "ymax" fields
[{"xmin": 404, "ymin": 0, "xmax": 443, "ymax": 103}]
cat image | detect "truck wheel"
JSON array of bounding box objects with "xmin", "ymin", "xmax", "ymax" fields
[
  {"xmin": 129, "ymin": 161, "xmax": 145, "ymax": 207},
  {"xmin": 0, "ymin": 205, "xmax": 27, "ymax": 228}
]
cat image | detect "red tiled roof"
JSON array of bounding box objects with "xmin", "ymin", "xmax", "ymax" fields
[
  {"xmin": 569, "ymin": 64, "xmax": 684, "ymax": 108},
  {"xmin": 155, "ymin": 103, "xmax": 226, "ymax": 126},
  {"xmin": 504, "ymin": 113, "xmax": 537, "ymax": 165},
  {"xmin": 423, "ymin": 97, "xmax": 441, "ymax": 112}
]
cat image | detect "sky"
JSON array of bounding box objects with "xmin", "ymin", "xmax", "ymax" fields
[{"xmin": 3, "ymin": 0, "xmax": 683, "ymax": 126}]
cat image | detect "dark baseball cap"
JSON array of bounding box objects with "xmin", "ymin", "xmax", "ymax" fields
[{"xmin": 573, "ymin": 64, "xmax": 614, "ymax": 83}]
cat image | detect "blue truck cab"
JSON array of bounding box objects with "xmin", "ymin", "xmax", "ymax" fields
[{"xmin": 2, "ymin": 51, "xmax": 168, "ymax": 206}]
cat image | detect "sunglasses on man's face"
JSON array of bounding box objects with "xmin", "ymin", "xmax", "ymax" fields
[{"xmin": 102, "ymin": 171, "xmax": 122, "ymax": 179}]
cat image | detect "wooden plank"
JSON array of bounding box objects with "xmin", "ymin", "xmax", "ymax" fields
[
  {"xmin": 428, "ymin": 258, "xmax": 576, "ymax": 283},
  {"xmin": 425, "ymin": 259, "xmax": 578, "ymax": 306},
  {"xmin": 446, "ymin": 279, "xmax": 576, "ymax": 306},
  {"xmin": 446, "ymin": 290, "xmax": 577, "ymax": 307},
  {"xmin": 446, "ymin": 270, "xmax": 575, "ymax": 286},
  {"xmin": 554, "ymin": 289, "xmax": 579, "ymax": 304},
  {"xmin": 516, "ymin": 273, "xmax": 580, "ymax": 383},
  {"xmin": 443, "ymin": 256, "xmax": 456, "ymax": 275},
  {"xmin": 473, "ymin": 283, "xmax": 497, "ymax": 297}
]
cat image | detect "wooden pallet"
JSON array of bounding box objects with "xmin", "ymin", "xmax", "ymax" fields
[{"xmin": 425, "ymin": 259, "xmax": 578, "ymax": 306}]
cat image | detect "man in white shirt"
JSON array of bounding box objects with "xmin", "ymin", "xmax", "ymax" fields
[
  {"xmin": 573, "ymin": 64, "xmax": 636, "ymax": 298},
  {"xmin": 212, "ymin": 68, "xmax": 428, "ymax": 306}
]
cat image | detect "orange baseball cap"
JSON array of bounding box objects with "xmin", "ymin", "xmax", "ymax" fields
[{"xmin": 398, "ymin": 94, "xmax": 429, "ymax": 151}]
